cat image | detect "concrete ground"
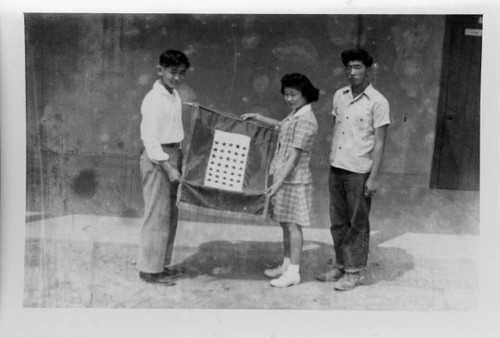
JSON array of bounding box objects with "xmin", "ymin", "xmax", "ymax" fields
[{"xmin": 23, "ymin": 175, "xmax": 479, "ymax": 310}]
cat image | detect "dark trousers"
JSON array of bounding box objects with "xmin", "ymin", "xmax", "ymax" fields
[
  {"xmin": 329, "ymin": 166, "xmax": 371, "ymax": 272},
  {"xmin": 137, "ymin": 147, "xmax": 183, "ymax": 273}
]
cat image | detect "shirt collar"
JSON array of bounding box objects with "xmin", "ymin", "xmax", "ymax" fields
[
  {"xmin": 292, "ymin": 104, "xmax": 312, "ymax": 118},
  {"xmin": 153, "ymin": 79, "xmax": 177, "ymax": 97},
  {"xmin": 343, "ymin": 83, "xmax": 374, "ymax": 100}
]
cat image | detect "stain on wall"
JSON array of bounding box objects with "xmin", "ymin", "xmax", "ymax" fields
[
  {"xmin": 25, "ymin": 14, "xmax": 445, "ymax": 216},
  {"xmin": 71, "ymin": 169, "xmax": 98, "ymax": 198}
]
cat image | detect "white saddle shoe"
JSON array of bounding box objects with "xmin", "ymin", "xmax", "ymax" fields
[{"xmin": 269, "ymin": 270, "xmax": 300, "ymax": 288}]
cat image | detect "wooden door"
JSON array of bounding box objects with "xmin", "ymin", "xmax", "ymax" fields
[{"xmin": 431, "ymin": 15, "xmax": 482, "ymax": 191}]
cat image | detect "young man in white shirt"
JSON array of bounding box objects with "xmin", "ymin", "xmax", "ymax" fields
[
  {"xmin": 317, "ymin": 48, "xmax": 390, "ymax": 291},
  {"xmin": 137, "ymin": 50, "xmax": 190, "ymax": 285}
]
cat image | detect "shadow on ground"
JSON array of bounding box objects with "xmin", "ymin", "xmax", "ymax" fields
[
  {"xmin": 24, "ymin": 236, "xmax": 414, "ymax": 308},
  {"xmin": 177, "ymin": 239, "xmax": 414, "ymax": 286}
]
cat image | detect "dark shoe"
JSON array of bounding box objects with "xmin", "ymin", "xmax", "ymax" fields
[
  {"xmin": 139, "ymin": 272, "xmax": 176, "ymax": 285},
  {"xmin": 316, "ymin": 267, "xmax": 344, "ymax": 282},
  {"xmin": 162, "ymin": 267, "xmax": 186, "ymax": 279},
  {"xmin": 333, "ymin": 272, "xmax": 361, "ymax": 291}
]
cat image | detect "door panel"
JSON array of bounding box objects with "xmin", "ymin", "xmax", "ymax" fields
[{"xmin": 431, "ymin": 15, "xmax": 481, "ymax": 191}]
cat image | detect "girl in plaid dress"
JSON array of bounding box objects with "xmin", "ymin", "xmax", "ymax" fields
[{"xmin": 242, "ymin": 73, "xmax": 319, "ymax": 287}]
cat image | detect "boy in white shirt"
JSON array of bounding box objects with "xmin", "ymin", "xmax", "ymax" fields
[{"xmin": 137, "ymin": 50, "xmax": 190, "ymax": 285}]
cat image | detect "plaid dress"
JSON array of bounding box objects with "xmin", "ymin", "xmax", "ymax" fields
[{"xmin": 269, "ymin": 104, "xmax": 318, "ymax": 226}]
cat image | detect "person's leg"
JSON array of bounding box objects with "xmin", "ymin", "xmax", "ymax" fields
[
  {"xmin": 282, "ymin": 223, "xmax": 291, "ymax": 259},
  {"xmin": 163, "ymin": 149, "xmax": 182, "ymax": 266},
  {"xmin": 329, "ymin": 167, "xmax": 349, "ymax": 268},
  {"xmin": 161, "ymin": 149, "xmax": 187, "ymax": 278},
  {"xmin": 163, "ymin": 182, "xmax": 179, "ymax": 265},
  {"xmin": 137, "ymin": 151, "xmax": 176, "ymax": 285},
  {"xmin": 342, "ymin": 171, "xmax": 371, "ymax": 272},
  {"xmin": 264, "ymin": 223, "xmax": 290, "ymax": 278},
  {"xmin": 334, "ymin": 171, "xmax": 371, "ymax": 291},
  {"xmin": 317, "ymin": 167, "xmax": 348, "ymax": 282},
  {"xmin": 270, "ymin": 222, "xmax": 301, "ymax": 287},
  {"xmin": 288, "ymin": 223, "xmax": 303, "ymax": 265},
  {"xmin": 138, "ymin": 151, "xmax": 173, "ymax": 273}
]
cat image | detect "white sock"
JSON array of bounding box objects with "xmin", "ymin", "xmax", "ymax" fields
[
  {"xmin": 287, "ymin": 264, "xmax": 299, "ymax": 275},
  {"xmin": 282, "ymin": 257, "xmax": 291, "ymax": 269}
]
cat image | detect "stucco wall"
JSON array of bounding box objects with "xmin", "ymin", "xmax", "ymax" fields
[{"xmin": 25, "ymin": 14, "xmax": 445, "ymax": 216}]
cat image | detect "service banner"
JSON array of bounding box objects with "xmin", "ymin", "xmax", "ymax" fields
[{"xmin": 178, "ymin": 104, "xmax": 278, "ymax": 220}]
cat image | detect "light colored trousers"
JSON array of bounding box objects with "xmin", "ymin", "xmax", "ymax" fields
[{"xmin": 137, "ymin": 147, "xmax": 182, "ymax": 273}]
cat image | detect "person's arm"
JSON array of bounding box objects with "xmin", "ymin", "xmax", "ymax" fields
[
  {"xmin": 332, "ymin": 90, "xmax": 338, "ymax": 125},
  {"xmin": 364, "ymin": 124, "xmax": 388, "ymax": 197},
  {"xmin": 241, "ymin": 112, "xmax": 280, "ymax": 127},
  {"xmin": 266, "ymin": 147, "xmax": 302, "ymax": 196},
  {"xmin": 159, "ymin": 160, "xmax": 181, "ymax": 183}
]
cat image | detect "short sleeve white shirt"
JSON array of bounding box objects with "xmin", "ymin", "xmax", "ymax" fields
[{"xmin": 329, "ymin": 84, "xmax": 390, "ymax": 173}]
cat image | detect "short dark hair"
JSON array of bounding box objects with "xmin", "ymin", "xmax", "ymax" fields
[
  {"xmin": 159, "ymin": 50, "xmax": 190, "ymax": 69},
  {"xmin": 341, "ymin": 48, "xmax": 373, "ymax": 68},
  {"xmin": 280, "ymin": 73, "xmax": 320, "ymax": 103}
]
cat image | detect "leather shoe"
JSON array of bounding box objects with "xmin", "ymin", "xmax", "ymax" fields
[
  {"xmin": 139, "ymin": 272, "xmax": 176, "ymax": 285},
  {"xmin": 333, "ymin": 272, "xmax": 361, "ymax": 291},
  {"xmin": 163, "ymin": 267, "xmax": 186, "ymax": 279}
]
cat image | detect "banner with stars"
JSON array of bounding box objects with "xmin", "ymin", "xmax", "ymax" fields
[{"xmin": 179, "ymin": 104, "xmax": 278, "ymax": 219}]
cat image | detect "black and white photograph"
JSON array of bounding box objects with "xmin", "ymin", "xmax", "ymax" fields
[{"xmin": 1, "ymin": 1, "xmax": 499, "ymax": 337}]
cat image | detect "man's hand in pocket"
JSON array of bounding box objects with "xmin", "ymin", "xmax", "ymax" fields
[{"xmin": 160, "ymin": 161, "xmax": 181, "ymax": 183}]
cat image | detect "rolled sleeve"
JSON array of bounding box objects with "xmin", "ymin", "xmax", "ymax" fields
[
  {"xmin": 331, "ymin": 91, "xmax": 340, "ymax": 117},
  {"xmin": 373, "ymin": 97, "xmax": 391, "ymax": 128}
]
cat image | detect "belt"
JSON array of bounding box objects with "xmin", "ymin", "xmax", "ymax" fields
[{"xmin": 161, "ymin": 142, "xmax": 180, "ymax": 148}]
